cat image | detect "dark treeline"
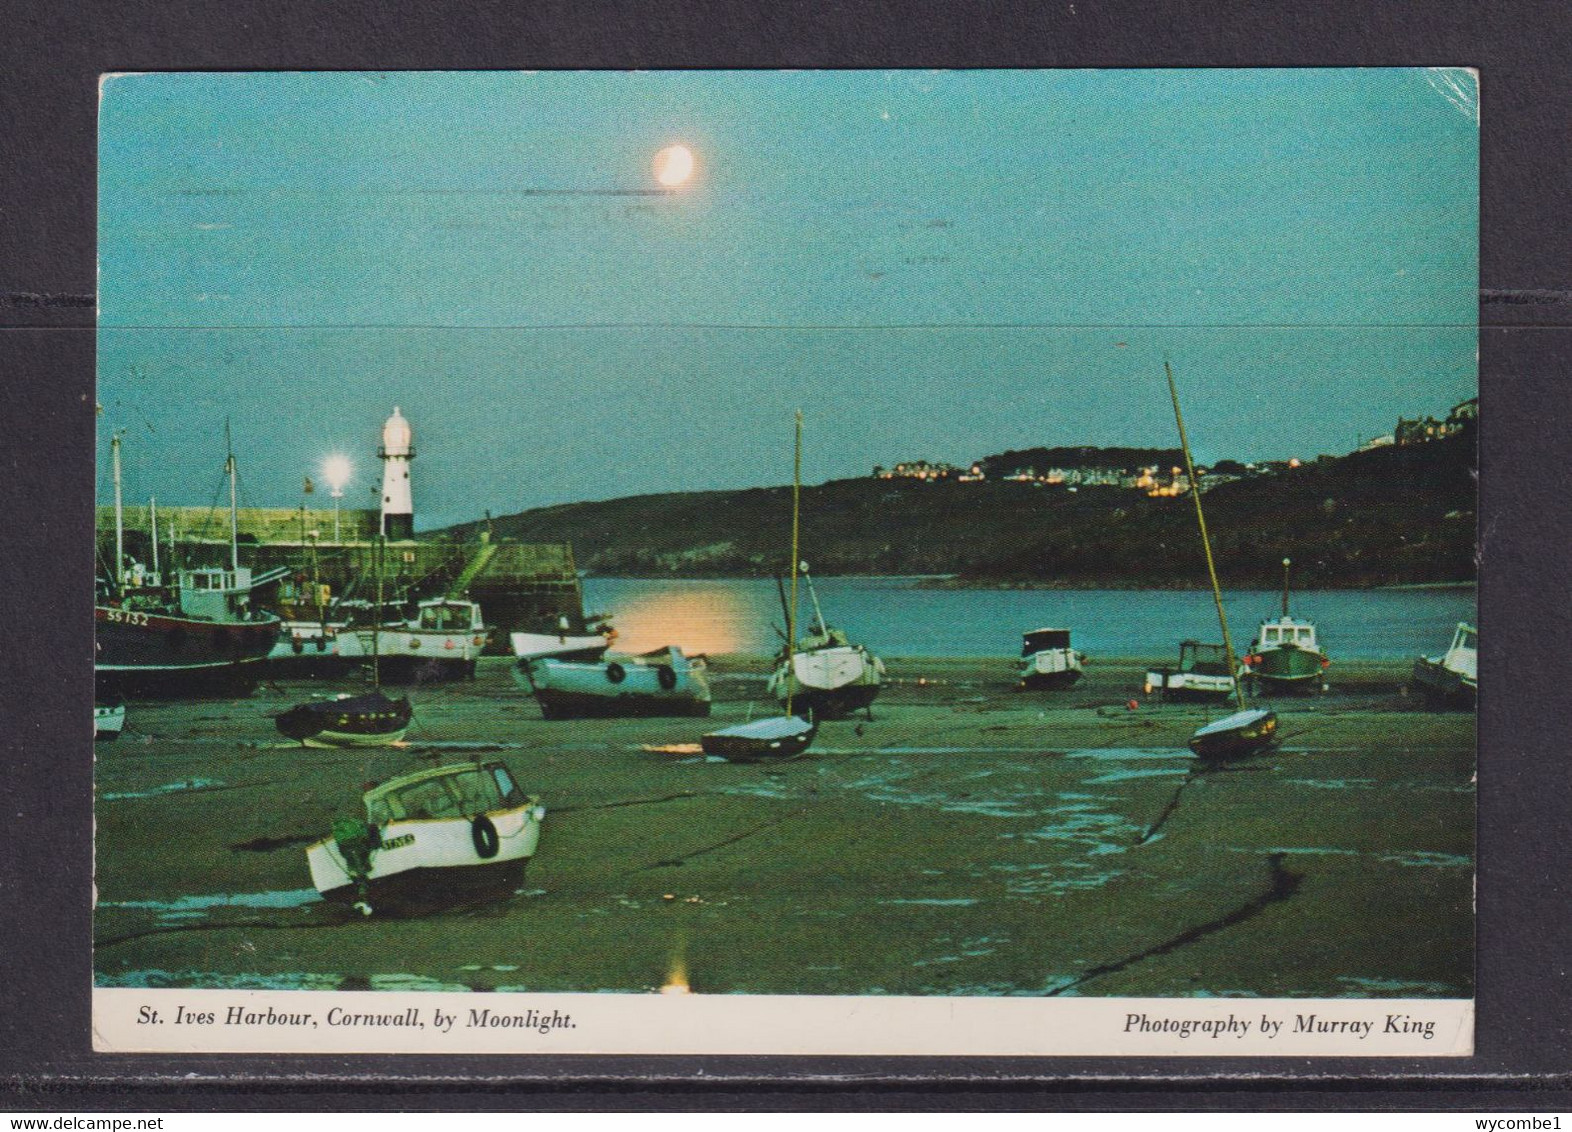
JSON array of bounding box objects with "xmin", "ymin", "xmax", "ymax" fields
[{"xmin": 439, "ymin": 431, "xmax": 1475, "ymax": 588}]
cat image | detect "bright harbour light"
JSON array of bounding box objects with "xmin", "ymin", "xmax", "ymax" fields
[{"xmin": 322, "ymin": 454, "xmax": 352, "ymax": 491}]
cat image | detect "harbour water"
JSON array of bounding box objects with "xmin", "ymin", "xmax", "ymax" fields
[{"xmin": 584, "ymin": 577, "xmax": 1477, "ymax": 659}]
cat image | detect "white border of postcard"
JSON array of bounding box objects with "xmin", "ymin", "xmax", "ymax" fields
[{"xmin": 95, "ymin": 989, "xmax": 1471, "ymax": 1055}]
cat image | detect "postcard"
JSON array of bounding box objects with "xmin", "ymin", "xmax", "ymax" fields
[{"xmin": 92, "ymin": 69, "xmax": 1477, "ymax": 1056}]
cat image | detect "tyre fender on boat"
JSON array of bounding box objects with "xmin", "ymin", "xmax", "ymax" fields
[
  {"xmin": 471, "ymin": 814, "xmax": 500, "ymax": 859},
  {"xmin": 656, "ymin": 664, "xmax": 678, "ymax": 691},
  {"xmin": 605, "ymin": 662, "xmax": 627, "ymax": 685}
]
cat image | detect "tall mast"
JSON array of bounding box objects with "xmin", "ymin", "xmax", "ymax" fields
[
  {"xmin": 786, "ymin": 410, "xmax": 802, "ymax": 717},
  {"xmin": 111, "ymin": 431, "xmax": 125, "ymax": 590},
  {"xmin": 1165, "ymin": 361, "xmax": 1247, "ymax": 712},
  {"xmin": 373, "ymin": 536, "xmax": 383, "ymax": 690},
  {"xmin": 149, "ymin": 496, "xmax": 159, "ymax": 578},
  {"xmin": 225, "ymin": 419, "xmax": 239, "ymax": 574},
  {"xmin": 1281, "ymin": 557, "xmax": 1292, "ymax": 618}
]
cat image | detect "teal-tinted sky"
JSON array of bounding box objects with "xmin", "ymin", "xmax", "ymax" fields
[{"xmin": 98, "ymin": 70, "xmax": 1477, "ymax": 528}]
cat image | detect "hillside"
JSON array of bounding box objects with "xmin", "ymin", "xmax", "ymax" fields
[{"xmin": 439, "ymin": 432, "xmax": 1476, "ymax": 588}]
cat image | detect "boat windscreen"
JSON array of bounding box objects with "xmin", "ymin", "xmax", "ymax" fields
[
  {"xmin": 1022, "ymin": 629, "xmax": 1071, "ymax": 655},
  {"xmin": 370, "ymin": 768, "xmax": 508, "ymax": 823}
]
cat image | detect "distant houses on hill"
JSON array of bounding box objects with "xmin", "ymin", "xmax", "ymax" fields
[{"xmin": 873, "ymin": 397, "xmax": 1476, "ymax": 497}]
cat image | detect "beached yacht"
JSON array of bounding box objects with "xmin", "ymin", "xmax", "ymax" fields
[{"xmin": 767, "ymin": 567, "xmax": 885, "ymax": 719}]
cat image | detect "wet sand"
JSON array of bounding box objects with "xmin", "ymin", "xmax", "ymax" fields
[{"xmin": 94, "ymin": 655, "xmax": 1474, "ymax": 998}]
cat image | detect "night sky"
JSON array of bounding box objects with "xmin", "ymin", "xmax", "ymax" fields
[{"xmin": 97, "ymin": 69, "xmax": 1478, "ymax": 529}]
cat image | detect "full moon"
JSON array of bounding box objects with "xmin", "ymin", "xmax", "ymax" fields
[{"xmin": 652, "ymin": 144, "xmax": 696, "ymax": 187}]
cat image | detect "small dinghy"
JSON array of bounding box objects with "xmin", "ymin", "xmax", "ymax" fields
[
  {"xmin": 94, "ymin": 698, "xmax": 127, "ymax": 742},
  {"xmin": 1188, "ymin": 707, "xmax": 1278, "ymax": 762},
  {"xmin": 700, "ymin": 714, "xmax": 818, "ymax": 762},
  {"xmin": 306, "ymin": 759, "xmax": 544, "ymax": 916},
  {"xmin": 274, "ymin": 690, "xmax": 413, "ymax": 748}
]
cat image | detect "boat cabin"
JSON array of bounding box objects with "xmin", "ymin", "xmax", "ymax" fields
[
  {"xmin": 1443, "ymin": 623, "xmax": 1478, "ymax": 676},
  {"xmin": 1256, "ymin": 616, "xmax": 1318, "ymax": 651},
  {"xmin": 177, "ymin": 566, "xmax": 256, "ymax": 621},
  {"xmin": 363, "ymin": 761, "xmax": 526, "ymax": 825},
  {"xmin": 411, "ymin": 599, "xmax": 483, "ymax": 632},
  {"xmin": 1021, "ymin": 628, "xmax": 1073, "ymax": 657},
  {"xmin": 1178, "ymin": 640, "xmax": 1231, "ymax": 675}
]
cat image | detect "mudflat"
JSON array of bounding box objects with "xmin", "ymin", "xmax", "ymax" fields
[{"xmin": 94, "ymin": 656, "xmax": 1473, "ymax": 998}]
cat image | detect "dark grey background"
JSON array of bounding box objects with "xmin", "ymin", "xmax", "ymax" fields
[{"xmin": 2, "ymin": 0, "xmax": 1567, "ymax": 1110}]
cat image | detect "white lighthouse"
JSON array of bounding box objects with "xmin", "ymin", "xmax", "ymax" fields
[{"xmin": 379, "ymin": 406, "xmax": 415, "ymax": 540}]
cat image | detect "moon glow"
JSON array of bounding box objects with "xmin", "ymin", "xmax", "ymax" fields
[{"xmin": 653, "ymin": 144, "xmax": 696, "ymax": 187}]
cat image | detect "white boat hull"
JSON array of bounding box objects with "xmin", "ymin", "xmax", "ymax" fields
[
  {"xmin": 307, "ymin": 803, "xmax": 543, "ymax": 911},
  {"xmin": 768, "ymin": 645, "xmax": 884, "ymax": 718},
  {"xmin": 1020, "ymin": 648, "xmax": 1085, "ymax": 688},
  {"xmin": 520, "ymin": 650, "xmax": 710, "ymax": 718},
  {"xmin": 94, "ymin": 702, "xmax": 127, "ymax": 742},
  {"xmin": 509, "ymin": 630, "xmax": 612, "ymax": 662}
]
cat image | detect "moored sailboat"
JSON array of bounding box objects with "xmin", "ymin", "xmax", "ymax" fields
[
  {"xmin": 702, "ymin": 411, "xmax": 818, "ymax": 762},
  {"xmin": 1161, "ymin": 362, "xmax": 1278, "ymax": 763},
  {"xmin": 767, "ymin": 566, "xmax": 884, "ymax": 719},
  {"xmin": 275, "ymin": 538, "xmax": 413, "ymax": 748}
]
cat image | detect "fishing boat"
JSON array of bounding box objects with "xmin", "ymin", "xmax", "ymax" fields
[
  {"xmin": 267, "ymin": 616, "xmax": 366, "ymax": 673},
  {"xmin": 1144, "ymin": 640, "xmax": 1236, "ymax": 701},
  {"xmin": 518, "ymin": 646, "xmax": 711, "ymax": 719},
  {"xmin": 305, "ymin": 760, "xmax": 544, "ymax": 916},
  {"xmin": 360, "ymin": 597, "xmax": 487, "ymax": 682},
  {"xmin": 767, "ymin": 567, "xmax": 885, "ymax": 719},
  {"xmin": 509, "ymin": 620, "xmax": 617, "ymax": 663},
  {"xmin": 1161, "ymin": 362, "xmax": 1278, "ymax": 763},
  {"xmin": 1411, "ymin": 621, "xmax": 1477, "ymax": 709},
  {"xmin": 702, "ymin": 411, "xmax": 819, "ymax": 761},
  {"xmin": 94, "ymin": 436, "xmax": 283, "ymax": 697},
  {"xmin": 266, "ymin": 563, "xmax": 366, "ymax": 674},
  {"xmin": 1018, "ymin": 627, "xmax": 1085, "ymax": 690},
  {"xmin": 94, "ymin": 698, "xmax": 126, "ymax": 742},
  {"xmin": 1241, "ymin": 558, "xmax": 1330, "ymax": 693},
  {"xmin": 274, "ymin": 690, "xmax": 413, "ymax": 747}
]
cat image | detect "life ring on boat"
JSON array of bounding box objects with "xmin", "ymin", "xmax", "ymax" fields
[
  {"xmin": 656, "ymin": 664, "xmax": 678, "ymax": 691},
  {"xmin": 605, "ymin": 662, "xmax": 627, "ymax": 685},
  {"xmin": 471, "ymin": 815, "xmax": 500, "ymax": 860}
]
